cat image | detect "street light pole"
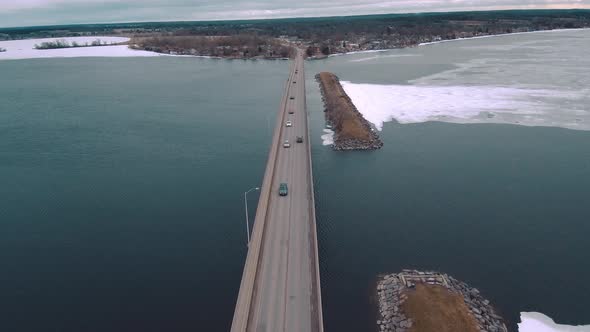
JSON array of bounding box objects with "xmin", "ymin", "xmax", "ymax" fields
[{"xmin": 244, "ymin": 186, "xmax": 260, "ymax": 245}]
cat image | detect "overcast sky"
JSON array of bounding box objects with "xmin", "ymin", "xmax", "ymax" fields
[{"xmin": 1, "ymin": 0, "xmax": 589, "ymax": 28}]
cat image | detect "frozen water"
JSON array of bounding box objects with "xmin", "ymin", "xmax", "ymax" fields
[
  {"xmin": 338, "ymin": 29, "xmax": 590, "ymax": 131},
  {"xmin": 519, "ymin": 312, "xmax": 590, "ymax": 332},
  {"xmin": 0, "ymin": 37, "xmax": 160, "ymax": 60}
]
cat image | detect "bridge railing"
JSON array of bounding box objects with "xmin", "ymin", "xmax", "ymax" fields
[{"xmin": 302, "ymin": 54, "xmax": 324, "ymax": 332}]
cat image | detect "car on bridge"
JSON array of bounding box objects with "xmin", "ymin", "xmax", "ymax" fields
[
  {"xmin": 288, "ymin": 109, "xmax": 294, "ymax": 114},
  {"xmin": 290, "ymin": 96, "xmax": 295, "ymax": 100},
  {"xmin": 279, "ymin": 183, "xmax": 288, "ymax": 196},
  {"xmin": 286, "ymin": 120, "xmax": 292, "ymax": 127},
  {"xmin": 283, "ymin": 140, "xmax": 291, "ymax": 148},
  {"xmin": 296, "ymin": 136, "xmax": 303, "ymax": 143}
]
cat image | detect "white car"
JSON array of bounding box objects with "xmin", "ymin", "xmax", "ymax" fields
[
  {"xmin": 286, "ymin": 121, "xmax": 292, "ymax": 127},
  {"xmin": 283, "ymin": 140, "xmax": 291, "ymax": 148}
]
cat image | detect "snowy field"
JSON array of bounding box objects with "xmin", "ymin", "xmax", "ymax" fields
[{"xmin": 0, "ymin": 37, "xmax": 160, "ymax": 60}]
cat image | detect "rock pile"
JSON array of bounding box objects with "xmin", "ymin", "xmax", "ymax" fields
[
  {"xmin": 375, "ymin": 270, "xmax": 507, "ymax": 332},
  {"xmin": 446, "ymin": 275, "xmax": 507, "ymax": 332},
  {"xmin": 316, "ymin": 72, "xmax": 383, "ymax": 151},
  {"xmin": 331, "ymin": 135, "xmax": 383, "ymax": 151}
]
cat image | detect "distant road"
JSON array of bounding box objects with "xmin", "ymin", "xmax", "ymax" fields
[{"xmin": 231, "ymin": 49, "xmax": 323, "ymax": 332}]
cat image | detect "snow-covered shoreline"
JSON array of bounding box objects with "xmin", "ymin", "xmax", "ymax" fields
[
  {"xmin": 324, "ymin": 28, "xmax": 590, "ymax": 58},
  {"xmin": 3, "ymin": 28, "xmax": 587, "ymax": 61},
  {"xmin": 327, "ymin": 49, "xmax": 391, "ymax": 58},
  {"xmin": 418, "ymin": 28, "xmax": 590, "ymax": 47},
  {"xmin": 0, "ymin": 36, "xmax": 161, "ymax": 60}
]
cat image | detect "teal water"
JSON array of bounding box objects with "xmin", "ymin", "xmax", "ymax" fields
[
  {"xmin": 0, "ymin": 57, "xmax": 286, "ymax": 331},
  {"xmin": 1, "ymin": 31, "xmax": 590, "ymax": 332},
  {"xmin": 309, "ymin": 121, "xmax": 590, "ymax": 331}
]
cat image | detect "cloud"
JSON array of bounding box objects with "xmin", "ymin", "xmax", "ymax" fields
[{"xmin": 0, "ymin": 0, "xmax": 589, "ymax": 28}]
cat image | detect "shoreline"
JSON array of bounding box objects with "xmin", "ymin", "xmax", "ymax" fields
[
  {"xmin": 327, "ymin": 49, "xmax": 391, "ymax": 58},
  {"xmin": 417, "ymin": 27, "xmax": 590, "ymax": 47},
  {"xmin": 2, "ymin": 27, "xmax": 588, "ymax": 61},
  {"xmin": 321, "ymin": 27, "xmax": 590, "ymax": 58}
]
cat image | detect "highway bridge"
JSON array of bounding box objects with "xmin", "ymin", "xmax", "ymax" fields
[{"xmin": 231, "ymin": 49, "xmax": 324, "ymax": 332}]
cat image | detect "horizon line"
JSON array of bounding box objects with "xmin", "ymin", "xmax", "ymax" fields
[{"xmin": 1, "ymin": 7, "xmax": 589, "ymax": 30}]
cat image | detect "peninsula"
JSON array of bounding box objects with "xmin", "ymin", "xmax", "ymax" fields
[{"xmin": 316, "ymin": 72, "xmax": 383, "ymax": 150}]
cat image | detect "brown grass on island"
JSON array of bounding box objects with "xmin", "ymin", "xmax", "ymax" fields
[
  {"xmin": 316, "ymin": 72, "xmax": 382, "ymax": 150},
  {"xmin": 402, "ymin": 283, "xmax": 479, "ymax": 332},
  {"xmin": 318, "ymin": 72, "xmax": 369, "ymax": 140},
  {"xmin": 129, "ymin": 35, "xmax": 293, "ymax": 59}
]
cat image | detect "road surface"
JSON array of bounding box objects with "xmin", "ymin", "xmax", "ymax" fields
[{"xmin": 231, "ymin": 49, "xmax": 323, "ymax": 332}]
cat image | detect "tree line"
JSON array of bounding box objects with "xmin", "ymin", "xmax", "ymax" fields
[
  {"xmin": 34, "ymin": 39, "xmax": 114, "ymax": 49},
  {"xmin": 131, "ymin": 35, "xmax": 293, "ymax": 58}
]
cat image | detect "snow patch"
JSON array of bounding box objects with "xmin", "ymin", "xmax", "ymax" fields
[
  {"xmin": 0, "ymin": 37, "xmax": 160, "ymax": 60},
  {"xmin": 519, "ymin": 312, "xmax": 590, "ymax": 332},
  {"xmin": 321, "ymin": 129, "xmax": 334, "ymax": 146}
]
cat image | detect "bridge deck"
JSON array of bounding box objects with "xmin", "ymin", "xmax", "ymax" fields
[{"xmin": 231, "ymin": 50, "xmax": 323, "ymax": 332}]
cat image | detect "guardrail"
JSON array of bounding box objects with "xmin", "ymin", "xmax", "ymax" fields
[{"xmin": 302, "ymin": 53, "xmax": 324, "ymax": 332}]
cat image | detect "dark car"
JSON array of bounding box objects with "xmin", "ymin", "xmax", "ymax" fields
[
  {"xmin": 296, "ymin": 136, "xmax": 303, "ymax": 143},
  {"xmin": 279, "ymin": 183, "xmax": 288, "ymax": 196},
  {"xmin": 290, "ymin": 96, "xmax": 295, "ymax": 100},
  {"xmin": 289, "ymin": 109, "xmax": 294, "ymax": 114}
]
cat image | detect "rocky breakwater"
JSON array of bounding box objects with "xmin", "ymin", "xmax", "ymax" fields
[
  {"xmin": 375, "ymin": 270, "xmax": 507, "ymax": 332},
  {"xmin": 315, "ymin": 72, "xmax": 383, "ymax": 151}
]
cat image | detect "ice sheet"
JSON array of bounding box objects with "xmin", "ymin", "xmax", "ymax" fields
[
  {"xmin": 340, "ymin": 81, "xmax": 589, "ymax": 131},
  {"xmin": 519, "ymin": 312, "xmax": 590, "ymax": 332},
  {"xmin": 0, "ymin": 37, "xmax": 160, "ymax": 60}
]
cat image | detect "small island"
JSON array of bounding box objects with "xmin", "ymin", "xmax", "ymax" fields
[
  {"xmin": 316, "ymin": 72, "xmax": 383, "ymax": 151},
  {"xmin": 375, "ymin": 270, "xmax": 507, "ymax": 332}
]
